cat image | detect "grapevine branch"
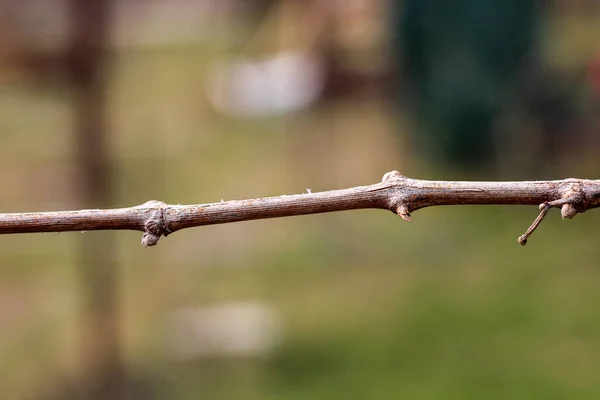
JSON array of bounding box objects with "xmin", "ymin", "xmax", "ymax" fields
[{"xmin": 1, "ymin": 171, "xmax": 599, "ymax": 247}]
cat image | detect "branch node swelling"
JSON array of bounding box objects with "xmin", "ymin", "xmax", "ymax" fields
[
  {"xmin": 518, "ymin": 181, "xmax": 587, "ymax": 246},
  {"xmin": 140, "ymin": 200, "xmax": 171, "ymax": 247},
  {"xmin": 559, "ymin": 182, "xmax": 586, "ymax": 219},
  {"xmin": 381, "ymin": 171, "xmax": 412, "ymax": 221}
]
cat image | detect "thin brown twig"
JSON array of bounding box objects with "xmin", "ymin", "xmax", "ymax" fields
[
  {"xmin": 517, "ymin": 203, "xmax": 551, "ymax": 246},
  {"xmin": 1, "ymin": 171, "xmax": 599, "ymax": 247}
]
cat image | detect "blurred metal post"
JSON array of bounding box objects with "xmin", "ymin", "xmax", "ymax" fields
[{"xmin": 67, "ymin": 0, "xmax": 124, "ymax": 398}]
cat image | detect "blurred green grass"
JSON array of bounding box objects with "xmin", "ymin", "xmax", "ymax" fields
[{"xmin": 1, "ymin": 46, "xmax": 600, "ymax": 399}]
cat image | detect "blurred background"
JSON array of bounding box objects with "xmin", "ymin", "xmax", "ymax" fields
[{"xmin": 1, "ymin": 0, "xmax": 600, "ymax": 398}]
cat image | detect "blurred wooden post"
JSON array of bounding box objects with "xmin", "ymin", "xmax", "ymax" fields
[{"xmin": 67, "ymin": 0, "xmax": 124, "ymax": 398}]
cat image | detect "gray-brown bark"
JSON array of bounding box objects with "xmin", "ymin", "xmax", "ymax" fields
[{"xmin": 2, "ymin": 171, "xmax": 600, "ymax": 246}]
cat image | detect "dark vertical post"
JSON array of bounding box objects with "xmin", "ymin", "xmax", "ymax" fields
[{"xmin": 67, "ymin": 0, "xmax": 123, "ymax": 398}]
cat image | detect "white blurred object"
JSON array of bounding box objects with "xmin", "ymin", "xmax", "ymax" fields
[
  {"xmin": 167, "ymin": 301, "xmax": 282, "ymax": 359},
  {"xmin": 206, "ymin": 51, "xmax": 326, "ymax": 118}
]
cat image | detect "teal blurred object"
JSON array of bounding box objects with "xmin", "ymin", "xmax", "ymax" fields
[{"xmin": 392, "ymin": 0, "xmax": 538, "ymax": 168}]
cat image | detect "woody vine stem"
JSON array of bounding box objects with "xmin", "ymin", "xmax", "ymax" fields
[{"xmin": 1, "ymin": 171, "xmax": 600, "ymax": 247}]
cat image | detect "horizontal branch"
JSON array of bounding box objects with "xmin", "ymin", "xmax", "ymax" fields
[{"xmin": 1, "ymin": 171, "xmax": 599, "ymax": 247}]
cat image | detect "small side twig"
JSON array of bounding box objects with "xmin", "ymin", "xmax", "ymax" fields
[
  {"xmin": 1, "ymin": 171, "xmax": 599, "ymax": 247},
  {"xmin": 518, "ymin": 203, "xmax": 552, "ymax": 246}
]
